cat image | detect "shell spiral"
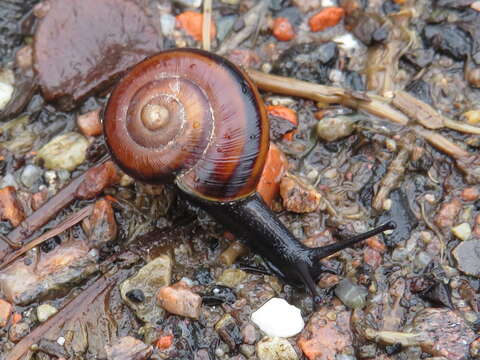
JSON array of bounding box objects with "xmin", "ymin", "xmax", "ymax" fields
[{"xmin": 104, "ymin": 49, "xmax": 269, "ymax": 202}]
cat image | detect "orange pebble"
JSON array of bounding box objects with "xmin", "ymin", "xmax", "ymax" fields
[
  {"xmin": 266, "ymin": 105, "xmax": 298, "ymax": 141},
  {"xmin": 12, "ymin": 312, "xmax": 22, "ymax": 324},
  {"xmin": 366, "ymin": 236, "xmax": 387, "ymax": 253},
  {"xmin": 272, "ymin": 17, "xmax": 295, "ymax": 41},
  {"xmin": 176, "ymin": 11, "xmax": 216, "ymax": 42},
  {"xmin": 308, "ymin": 7, "xmax": 345, "ymax": 32},
  {"xmin": 256, "ymin": 143, "xmax": 289, "ymax": 207},
  {"xmin": 155, "ymin": 334, "xmax": 174, "ymax": 349}
]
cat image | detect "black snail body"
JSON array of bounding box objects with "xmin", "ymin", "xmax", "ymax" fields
[{"xmin": 103, "ymin": 48, "xmax": 395, "ymax": 302}]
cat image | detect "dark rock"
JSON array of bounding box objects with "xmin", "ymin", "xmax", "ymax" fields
[
  {"xmin": 40, "ymin": 237, "xmax": 61, "ymax": 253},
  {"xmin": 453, "ymin": 240, "xmax": 480, "ymax": 277},
  {"xmin": 33, "ymin": 0, "xmax": 161, "ymax": 110},
  {"xmin": 382, "ymin": 0, "xmax": 400, "ymax": 14},
  {"xmin": 215, "ymin": 314, "xmax": 243, "ymax": 350},
  {"xmin": 194, "ymin": 267, "xmax": 214, "ymax": 285},
  {"xmin": 423, "ymin": 24, "xmax": 472, "ymax": 60},
  {"xmin": 269, "ymin": 114, "xmax": 297, "ymax": 140},
  {"xmin": 352, "ymin": 15, "xmax": 382, "ymax": 46},
  {"xmin": 402, "ymin": 48, "xmax": 435, "ymax": 69},
  {"xmin": 405, "ymin": 80, "xmax": 433, "ymax": 105},
  {"xmin": 273, "ymin": 42, "xmax": 338, "ymax": 83},
  {"xmin": 126, "ymin": 289, "xmax": 146, "ymax": 303},
  {"xmin": 344, "ymin": 71, "xmax": 365, "ymax": 91}
]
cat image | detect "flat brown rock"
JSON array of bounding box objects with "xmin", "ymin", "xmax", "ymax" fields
[{"xmin": 33, "ymin": 0, "xmax": 161, "ymax": 109}]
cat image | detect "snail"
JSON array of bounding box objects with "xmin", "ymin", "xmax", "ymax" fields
[{"xmin": 103, "ymin": 48, "xmax": 395, "ymax": 303}]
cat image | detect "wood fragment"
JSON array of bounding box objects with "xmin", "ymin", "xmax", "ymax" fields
[
  {"xmin": 414, "ymin": 127, "xmax": 470, "ymax": 159},
  {"xmin": 202, "ymin": 0, "xmax": 212, "ymax": 51},
  {"xmin": 392, "ymin": 91, "xmax": 444, "ymax": 129},
  {"xmin": 248, "ymin": 69, "xmax": 409, "ymax": 126},
  {"xmin": 0, "ymin": 205, "xmax": 93, "ymax": 271}
]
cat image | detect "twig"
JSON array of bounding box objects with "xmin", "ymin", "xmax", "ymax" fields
[
  {"xmin": 413, "ymin": 127, "xmax": 470, "ymax": 159},
  {"xmin": 247, "ymin": 69, "xmax": 410, "ymax": 126},
  {"xmin": 0, "ymin": 205, "xmax": 93, "ymax": 271},
  {"xmin": 202, "ymin": 0, "xmax": 212, "ymax": 51}
]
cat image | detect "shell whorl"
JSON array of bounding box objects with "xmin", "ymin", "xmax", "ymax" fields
[{"xmin": 104, "ymin": 48, "xmax": 269, "ymax": 201}]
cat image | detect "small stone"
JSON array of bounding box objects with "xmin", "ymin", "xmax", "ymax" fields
[
  {"xmin": 239, "ymin": 344, "xmax": 255, "ymax": 357},
  {"xmin": 82, "ymin": 198, "xmax": 117, "ymax": 248},
  {"xmin": 334, "ymin": 278, "xmax": 368, "ymax": 309},
  {"xmin": 413, "ymin": 308, "xmax": 475, "ymax": 359},
  {"xmin": 160, "ymin": 14, "xmax": 176, "ymax": 36},
  {"xmin": 8, "ymin": 321, "xmax": 29, "ymax": 342},
  {"xmin": 20, "ymin": 165, "xmax": 43, "ymax": 188},
  {"xmin": 241, "ymin": 323, "xmax": 258, "ymax": 345},
  {"xmin": 453, "ymin": 240, "xmax": 480, "ymax": 277},
  {"xmin": 272, "ymin": 18, "xmax": 295, "ymax": 42},
  {"xmin": 0, "ymin": 186, "xmax": 25, "ymax": 227},
  {"xmin": 215, "ymin": 314, "xmax": 243, "ymax": 350},
  {"xmin": 297, "ymin": 307, "xmax": 352, "ymax": 360},
  {"xmin": 363, "ymin": 247, "xmax": 382, "ymax": 269},
  {"xmin": 318, "ymin": 273, "xmax": 340, "ymax": 288},
  {"xmin": 120, "ymin": 254, "xmax": 172, "ymax": 324},
  {"xmin": 452, "ymin": 223, "xmax": 472, "ymax": 241},
  {"xmin": 157, "ymin": 281, "xmax": 202, "ymax": 319},
  {"xmin": 0, "ymin": 298, "xmax": 12, "ymax": 327},
  {"xmin": 316, "ymin": 116, "xmax": 355, "ymax": 142},
  {"xmin": 176, "ymin": 11, "xmax": 216, "ymax": 42},
  {"xmin": 280, "ymin": 175, "xmax": 321, "ymax": 213},
  {"xmin": 461, "ymin": 187, "xmax": 480, "ymax": 201},
  {"xmin": 0, "ymin": 82, "xmax": 14, "ymax": 111},
  {"xmin": 174, "ymin": 0, "xmax": 202, "ymax": 7},
  {"xmin": 15, "ymin": 45, "xmax": 33, "ymax": 70},
  {"xmin": 251, "ymin": 298, "xmax": 304, "ymax": 338},
  {"xmin": 434, "ymin": 198, "xmax": 462, "ymax": 228},
  {"xmin": 37, "ymin": 132, "xmax": 89, "ymax": 171},
  {"xmin": 257, "ymin": 336, "xmax": 298, "ymax": 360},
  {"xmin": 308, "ymin": 7, "xmax": 345, "ymax": 32},
  {"xmin": 105, "ymin": 336, "xmax": 153, "ymax": 360},
  {"xmin": 37, "ymin": 303, "xmax": 58, "ymax": 322},
  {"xmin": 76, "ymin": 161, "xmax": 119, "ymax": 199},
  {"xmin": 217, "ymin": 268, "xmax": 247, "ymax": 288},
  {"xmin": 77, "ymin": 109, "xmax": 102, "ymax": 137},
  {"xmin": 57, "ymin": 336, "xmax": 65, "ymax": 346}
]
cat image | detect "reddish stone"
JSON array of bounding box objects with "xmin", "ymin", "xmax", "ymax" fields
[
  {"xmin": 34, "ymin": 0, "xmax": 160, "ymax": 109},
  {"xmin": 76, "ymin": 161, "xmax": 120, "ymax": 200},
  {"xmin": 0, "ymin": 186, "xmax": 25, "ymax": 227},
  {"xmin": 272, "ymin": 18, "xmax": 295, "ymax": 41},
  {"xmin": 155, "ymin": 334, "xmax": 174, "ymax": 349},
  {"xmin": 157, "ymin": 281, "xmax": 202, "ymax": 319},
  {"xmin": 309, "ymin": 7, "xmax": 345, "ymax": 32},
  {"xmin": 82, "ymin": 198, "xmax": 117, "ymax": 248},
  {"xmin": 77, "ymin": 109, "xmax": 102, "ymax": 137},
  {"xmin": 363, "ymin": 247, "xmax": 382, "ymax": 269},
  {"xmin": 257, "ymin": 143, "xmax": 289, "ymax": 207},
  {"xmin": 0, "ymin": 299, "xmax": 13, "ymax": 327},
  {"xmin": 176, "ymin": 11, "xmax": 216, "ymax": 41},
  {"xmin": 434, "ymin": 198, "xmax": 462, "ymax": 228},
  {"xmin": 280, "ymin": 175, "xmax": 321, "ymax": 213},
  {"xmin": 461, "ymin": 186, "xmax": 480, "ymax": 202}
]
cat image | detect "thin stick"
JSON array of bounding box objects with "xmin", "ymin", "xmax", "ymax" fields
[
  {"xmin": 202, "ymin": 0, "xmax": 212, "ymax": 51},
  {"xmin": 0, "ymin": 205, "xmax": 93, "ymax": 271},
  {"xmin": 247, "ymin": 69, "xmax": 409, "ymax": 126}
]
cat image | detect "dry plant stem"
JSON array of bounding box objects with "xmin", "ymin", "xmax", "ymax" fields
[
  {"xmin": 5, "ymin": 274, "xmax": 116, "ymax": 360},
  {"xmin": 372, "ymin": 146, "xmax": 410, "ymax": 210},
  {"xmin": 217, "ymin": 1, "xmax": 269, "ymax": 55},
  {"xmin": 202, "ymin": 0, "xmax": 212, "ymax": 51},
  {"xmin": 247, "ymin": 69, "xmax": 409, "ymax": 126},
  {"xmin": 0, "ymin": 157, "xmax": 109, "ymax": 260},
  {"xmin": 414, "ymin": 127, "xmax": 470, "ymax": 159},
  {"xmin": 0, "ymin": 205, "xmax": 93, "ymax": 271}
]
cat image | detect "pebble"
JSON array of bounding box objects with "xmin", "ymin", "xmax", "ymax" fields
[
  {"xmin": 105, "ymin": 336, "xmax": 153, "ymax": 360},
  {"xmin": 453, "ymin": 240, "xmax": 480, "ymax": 278},
  {"xmin": 174, "ymin": 0, "xmax": 202, "ymax": 7},
  {"xmin": 75, "ymin": 161, "xmax": 119, "ymax": 199},
  {"xmin": 20, "ymin": 165, "xmax": 43, "ymax": 188},
  {"xmin": 318, "ymin": 273, "xmax": 340, "ymax": 288},
  {"xmin": 215, "ymin": 314, "xmax": 243, "ymax": 350},
  {"xmin": 0, "ymin": 186, "xmax": 25, "ymax": 227},
  {"xmin": 452, "ymin": 223, "xmax": 472, "ymax": 241},
  {"xmin": 8, "ymin": 321, "xmax": 29, "ymax": 342},
  {"xmin": 257, "ymin": 143, "xmax": 289, "ymax": 207},
  {"xmin": 176, "ymin": 11, "xmax": 217, "ymax": 41},
  {"xmin": 251, "ymin": 298, "xmax": 304, "ymax": 338},
  {"xmin": 216, "ymin": 15, "xmax": 237, "ymax": 41},
  {"xmin": 77, "ymin": 109, "xmax": 102, "ymax": 137},
  {"xmin": 217, "ymin": 268, "xmax": 247, "ymax": 288},
  {"xmin": 160, "ymin": 14, "xmax": 176, "ymax": 36},
  {"xmin": 120, "ymin": 254, "xmax": 172, "ymax": 324},
  {"xmin": 82, "ymin": 198, "xmax": 118, "ymax": 248},
  {"xmin": 241, "ymin": 323, "xmax": 258, "ymax": 344},
  {"xmin": 316, "ymin": 116, "xmax": 356, "ymax": 142},
  {"xmin": 272, "ymin": 18, "xmax": 295, "ymax": 42},
  {"xmin": 413, "ymin": 308, "xmax": 475, "ymax": 359},
  {"xmin": 434, "ymin": 198, "xmax": 461, "ymax": 228},
  {"xmin": 334, "ymin": 278, "xmax": 368, "ymax": 309},
  {"xmin": 308, "ymin": 7, "xmax": 345, "ymax": 32},
  {"xmin": 37, "ymin": 132, "xmax": 89, "ymax": 171},
  {"xmin": 297, "ymin": 307, "xmax": 352, "ymax": 360},
  {"xmin": 279, "ymin": 175, "xmax": 321, "ymax": 213},
  {"xmin": 0, "ymin": 81, "xmax": 14, "ymax": 111},
  {"xmin": 239, "ymin": 344, "xmax": 255, "ymax": 357},
  {"xmin": 15, "ymin": 45, "xmax": 33, "ymax": 70},
  {"xmin": 0, "ymin": 298, "xmax": 12, "ymax": 327},
  {"xmin": 256, "ymin": 336, "xmax": 298, "ymax": 360},
  {"xmin": 157, "ymin": 280, "xmax": 202, "ymax": 319},
  {"xmin": 37, "ymin": 303, "xmax": 58, "ymax": 322}
]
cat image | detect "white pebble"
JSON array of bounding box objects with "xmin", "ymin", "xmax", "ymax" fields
[
  {"xmin": 57, "ymin": 337, "xmax": 66, "ymax": 346},
  {"xmin": 333, "ymin": 33, "xmax": 361, "ymax": 52},
  {"xmin": 0, "ymin": 82, "xmax": 14, "ymax": 111},
  {"xmin": 37, "ymin": 304, "xmax": 58, "ymax": 322},
  {"xmin": 251, "ymin": 298, "xmax": 304, "ymax": 338},
  {"xmin": 322, "ymin": 0, "xmax": 337, "ymax": 6},
  {"xmin": 452, "ymin": 223, "xmax": 472, "ymax": 241},
  {"xmin": 160, "ymin": 13, "xmax": 176, "ymax": 36}
]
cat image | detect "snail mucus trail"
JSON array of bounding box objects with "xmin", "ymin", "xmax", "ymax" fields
[{"xmin": 103, "ymin": 48, "xmax": 395, "ymax": 303}]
